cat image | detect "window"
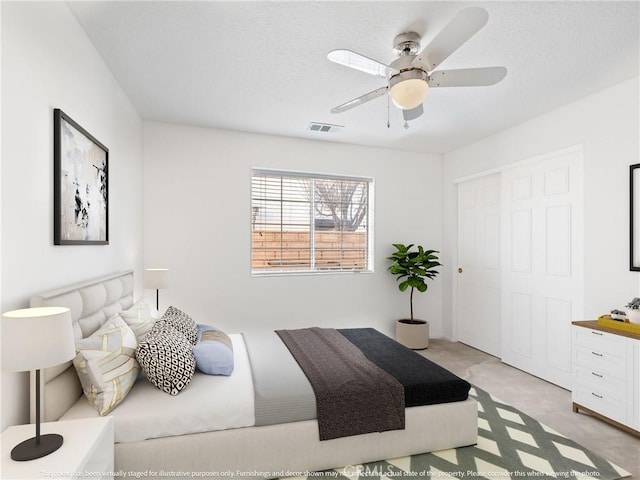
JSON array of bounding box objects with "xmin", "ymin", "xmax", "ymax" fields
[{"xmin": 251, "ymin": 168, "xmax": 374, "ymax": 275}]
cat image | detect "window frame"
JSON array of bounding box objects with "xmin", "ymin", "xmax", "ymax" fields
[{"xmin": 250, "ymin": 168, "xmax": 375, "ymax": 277}]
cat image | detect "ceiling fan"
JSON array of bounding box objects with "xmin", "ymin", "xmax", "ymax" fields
[{"xmin": 327, "ymin": 7, "xmax": 507, "ymax": 122}]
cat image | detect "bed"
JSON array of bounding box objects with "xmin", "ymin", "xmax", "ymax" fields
[{"xmin": 30, "ymin": 270, "xmax": 477, "ymax": 478}]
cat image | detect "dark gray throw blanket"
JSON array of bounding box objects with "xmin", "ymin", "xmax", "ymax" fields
[{"xmin": 276, "ymin": 327, "xmax": 405, "ymax": 441}]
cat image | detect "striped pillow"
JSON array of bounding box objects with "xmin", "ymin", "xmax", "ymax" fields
[
  {"xmin": 193, "ymin": 325, "xmax": 234, "ymax": 376},
  {"xmin": 73, "ymin": 315, "xmax": 140, "ymax": 415}
]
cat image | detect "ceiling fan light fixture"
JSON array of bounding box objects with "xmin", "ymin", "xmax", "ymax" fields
[{"xmin": 389, "ymin": 69, "xmax": 429, "ymax": 110}]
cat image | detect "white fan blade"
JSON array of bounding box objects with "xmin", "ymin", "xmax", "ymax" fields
[
  {"xmin": 428, "ymin": 66, "xmax": 507, "ymax": 87},
  {"xmin": 413, "ymin": 7, "xmax": 489, "ymax": 72},
  {"xmin": 330, "ymin": 86, "xmax": 388, "ymax": 113},
  {"xmin": 403, "ymin": 104, "xmax": 424, "ymax": 121},
  {"xmin": 328, "ymin": 50, "xmax": 392, "ymax": 78}
]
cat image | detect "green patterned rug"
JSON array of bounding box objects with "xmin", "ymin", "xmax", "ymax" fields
[{"xmin": 287, "ymin": 386, "xmax": 630, "ymax": 480}]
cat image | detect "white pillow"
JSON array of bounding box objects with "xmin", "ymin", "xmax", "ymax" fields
[
  {"xmin": 120, "ymin": 297, "xmax": 159, "ymax": 342},
  {"xmin": 73, "ymin": 315, "xmax": 140, "ymax": 415}
]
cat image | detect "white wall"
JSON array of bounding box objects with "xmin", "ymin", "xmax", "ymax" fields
[
  {"xmin": 441, "ymin": 77, "xmax": 640, "ymax": 340},
  {"xmin": 0, "ymin": 0, "xmax": 3, "ymax": 435},
  {"xmin": 1, "ymin": 2, "xmax": 144, "ymax": 429},
  {"xmin": 143, "ymin": 122, "xmax": 443, "ymax": 339}
]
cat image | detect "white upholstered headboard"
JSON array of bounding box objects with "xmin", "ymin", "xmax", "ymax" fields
[{"xmin": 29, "ymin": 270, "xmax": 135, "ymax": 422}]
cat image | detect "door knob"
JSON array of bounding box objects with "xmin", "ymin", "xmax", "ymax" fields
[{"xmin": 458, "ymin": 267, "xmax": 463, "ymax": 273}]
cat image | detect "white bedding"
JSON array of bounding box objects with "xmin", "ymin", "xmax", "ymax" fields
[
  {"xmin": 60, "ymin": 334, "xmax": 255, "ymax": 443},
  {"xmin": 32, "ymin": 271, "xmax": 478, "ymax": 478}
]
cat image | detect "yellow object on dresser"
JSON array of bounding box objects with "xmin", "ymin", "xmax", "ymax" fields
[{"xmin": 597, "ymin": 315, "xmax": 640, "ymax": 335}]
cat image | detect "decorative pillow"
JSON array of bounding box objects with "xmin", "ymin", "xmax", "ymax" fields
[
  {"xmin": 156, "ymin": 306, "xmax": 198, "ymax": 344},
  {"xmin": 193, "ymin": 324, "xmax": 234, "ymax": 376},
  {"xmin": 73, "ymin": 315, "xmax": 140, "ymax": 416},
  {"xmin": 136, "ymin": 326, "xmax": 196, "ymax": 395},
  {"xmin": 119, "ymin": 297, "xmax": 159, "ymax": 342}
]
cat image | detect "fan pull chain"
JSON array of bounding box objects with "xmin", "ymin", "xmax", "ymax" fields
[{"xmin": 387, "ymin": 94, "xmax": 390, "ymax": 128}]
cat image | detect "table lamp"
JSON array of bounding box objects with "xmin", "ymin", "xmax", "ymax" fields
[
  {"xmin": 144, "ymin": 268, "xmax": 169, "ymax": 311},
  {"xmin": 1, "ymin": 306, "xmax": 75, "ymax": 461}
]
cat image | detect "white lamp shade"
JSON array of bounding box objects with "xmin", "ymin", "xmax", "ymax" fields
[
  {"xmin": 144, "ymin": 268, "xmax": 169, "ymax": 289},
  {"xmin": 1, "ymin": 307, "xmax": 75, "ymax": 372},
  {"xmin": 390, "ymin": 78, "xmax": 429, "ymax": 110}
]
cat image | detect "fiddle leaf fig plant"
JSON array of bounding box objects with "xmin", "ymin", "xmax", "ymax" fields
[{"xmin": 387, "ymin": 244, "xmax": 441, "ymax": 322}]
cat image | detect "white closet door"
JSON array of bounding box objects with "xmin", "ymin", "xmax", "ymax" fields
[
  {"xmin": 457, "ymin": 173, "xmax": 502, "ymax": 357},
  {"xmin": 501, "ymin": 148, "xmax": 584, "ymax": 389}
]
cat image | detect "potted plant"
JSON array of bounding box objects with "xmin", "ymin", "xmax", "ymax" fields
[
  {"xmin": 626, "ymin": 297, "xmax": 640, "ymax": 324},
  {"xmin": 387, "ymin": 243, "xmax": 441, "ymax": 349}
]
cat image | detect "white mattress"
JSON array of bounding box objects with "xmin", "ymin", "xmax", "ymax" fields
[{"xmin": 60, "ymin": 334, "xmax": 255, "ymax": 443}]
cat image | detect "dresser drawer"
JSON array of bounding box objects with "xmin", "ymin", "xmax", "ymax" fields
[
  {"xmin": 573, "ymin": 345, "xmax": 627, "ymax": 381},
  {"xmin": 573, "ymin": 327, "xmax": 626, "ymax": 357},
  {"xmin": 573, "ymin": 365, "xmax": 627, "ymax": 402},
  {"xmin": 571, "ymin": 322, "xmax": 640, "ymax": 437},
  {"xmin": 573, "ymin": 385, "xmax": 627, "ymax": 425}
]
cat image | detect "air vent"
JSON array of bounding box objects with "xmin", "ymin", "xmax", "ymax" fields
[{"xmin": 308, "ymin": 122, "xmax": 344, "ymax": 134}]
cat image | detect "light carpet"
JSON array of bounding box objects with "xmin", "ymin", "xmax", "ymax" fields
[{"xmin": 288, "ymin": 386, "xmax": 630, "ymax": 480}]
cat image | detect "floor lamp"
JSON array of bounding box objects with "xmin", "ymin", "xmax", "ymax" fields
[
  {"xmin": 145, "ymin": 268, "xmax": 169, "ymax": 311},
  {"xmin": 1, "ymin": 307, "xmax": 75, "ymax": 461}
]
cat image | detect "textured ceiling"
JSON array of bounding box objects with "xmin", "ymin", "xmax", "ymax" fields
[{"xmin": 67, "ymin": 1, "xmax": 639, "ymax": 154}]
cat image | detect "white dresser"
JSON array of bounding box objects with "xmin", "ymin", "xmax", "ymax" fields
[{"xmin": 572, "ymin": 321, "xmax": 640, "ymax": 437}]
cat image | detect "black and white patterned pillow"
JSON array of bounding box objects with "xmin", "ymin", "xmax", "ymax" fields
[
  {"xmin": 157, "ymin": 306, "xmax": 198, "ymax": 344},
  {"xmin": 136, "ymin": 327, "xmax": 195, "ymax": 395}
]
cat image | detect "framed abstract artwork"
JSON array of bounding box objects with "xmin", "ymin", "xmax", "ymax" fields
[
  {"xmin": 54, "ymin": 109, "xmax": 109, "ymax": 245},
  {"xmin": 632, "ymin": 163, "xmax": 640, "ymax": 271}
]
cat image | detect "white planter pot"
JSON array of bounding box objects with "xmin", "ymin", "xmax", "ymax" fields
[
  {"xmin": 628, "ymin": 310, "xmax": 640, "ymax": 325},
  {"xmin": 395, "ymin": 319, "xmax": 429, "ymax": 350}
]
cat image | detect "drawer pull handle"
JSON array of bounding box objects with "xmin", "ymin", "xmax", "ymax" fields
[
  {"xmin": 591, "ymin": 331, "xmax": 603, "ymax": 336},
  {"xmin": 591, "ymin": 351, "xmax": 603, "ymax": 357},
  {"xmin": 591, "ymin": 392, "xmax": 603, "ymax": 399},
  {"xmin": 591, "ymin": 372, "xmax": 603, "ymax": 378}
]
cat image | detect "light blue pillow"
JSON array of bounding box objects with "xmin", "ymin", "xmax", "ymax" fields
[{"xmin": 193, "ymin": 324, "xmax": 234, "ymax": 376}]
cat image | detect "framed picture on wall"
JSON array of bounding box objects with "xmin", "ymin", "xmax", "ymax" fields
[
  {"xmin": 631, "ymin": 163, "xmax": 640, "ymax": 271},
  {"xmin": 54, "ymin": 109, "xmax": 109, "ymax": 245}
]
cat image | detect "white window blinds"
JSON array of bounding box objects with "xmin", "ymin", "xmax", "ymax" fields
[{"xmin": 251, "ymin": 169, "xmax": 374, "ymax": 275}]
